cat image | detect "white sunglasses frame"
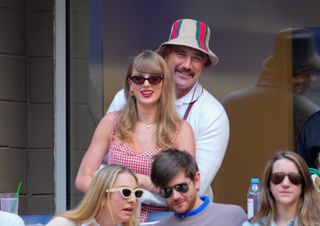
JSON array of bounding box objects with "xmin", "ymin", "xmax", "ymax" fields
[{"xmin": 106, "ymin": 187, "xmax": 144, "ymax": 199}]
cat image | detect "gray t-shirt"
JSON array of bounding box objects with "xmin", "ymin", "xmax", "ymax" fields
[{"xmin": 153, "ymin": 202, "xmax": 247, "ymax": 226}]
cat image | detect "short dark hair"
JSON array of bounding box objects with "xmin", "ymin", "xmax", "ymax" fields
[{"xmin": 151, "ymin": 148, "xmax": 198, "ymax": 188}]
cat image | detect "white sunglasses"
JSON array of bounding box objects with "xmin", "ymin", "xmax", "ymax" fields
[{"xmin": 106, "ymin": 187, "xmax": 144, "ymax": 199}]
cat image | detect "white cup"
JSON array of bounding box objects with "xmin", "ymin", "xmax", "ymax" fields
[{"xmin": 0, "ymin": 193, "xmax": 19, "ymax": 214}]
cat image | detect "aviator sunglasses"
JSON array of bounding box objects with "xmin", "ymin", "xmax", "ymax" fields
[
  {"xmin": 106, "ymin": 187, "xmax": 144, "ymax": 199},
  {"xmin": 129, "ymin": 74, "xmax": 164, "ymax": 85},
  {"xmin": 160, "ymin": 182, "xmax": 190, "ymax": 198},
  {"xmin": 270, "ymin": 172, "xmax": 302, "ymax": 185}
]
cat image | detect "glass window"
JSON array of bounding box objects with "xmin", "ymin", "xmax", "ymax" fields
[{"xmin": 67, "ymin": 0, "xmax": 320, "ymax": 209}]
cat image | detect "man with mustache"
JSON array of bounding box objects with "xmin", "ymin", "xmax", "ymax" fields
[{"xmin": 108, "ymin": 18, "xmax": 229, "ymax": 204}]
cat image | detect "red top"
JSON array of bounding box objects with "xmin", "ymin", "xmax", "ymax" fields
[{"xmin": 103, "ymin": 112, "xmax": 170, "ymax": 222}]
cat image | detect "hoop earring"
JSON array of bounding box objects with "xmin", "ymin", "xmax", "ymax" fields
[{"xmin": 130, "ymin": 90, "xmax": 134, "ymax": 96}]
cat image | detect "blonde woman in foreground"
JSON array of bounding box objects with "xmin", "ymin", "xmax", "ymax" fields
[
  {"xmin": 243, "ymin": 151, "xmax": 320, "ymax": 226},
  {"xmin": 46, "ymin": 164, "xmax": 143, "ymax": 226}
]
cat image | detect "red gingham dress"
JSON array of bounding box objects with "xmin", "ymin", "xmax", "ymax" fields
[{"xmin": 103, "ymin": 112, "xmax": 170, "ymax": 222}]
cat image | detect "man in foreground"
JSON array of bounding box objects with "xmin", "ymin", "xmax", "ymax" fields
[{"xmin": 150, "ymin": 148, "xmax": 247, "ymax": 226}]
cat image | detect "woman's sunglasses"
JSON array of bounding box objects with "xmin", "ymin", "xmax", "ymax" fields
[
  {"xmin": 270, "ymin": 172, "xmax": 302, "ymax": 185},
  {"xmin": 129, "ymin": 74, "xmax": 164, "ymax": 85},
  {"xmin": 160, "ymin": 182, "xmax": 190, "ymax": 198},
  {"xmin": 106, "ymin": 187, "xmax": 144, "ymax": 199}
]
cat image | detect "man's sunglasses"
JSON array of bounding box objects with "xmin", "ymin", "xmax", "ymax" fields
[
  {"xmin": 129, "ymin": 74, "xmax": 164, "ymax": 85},
  {"xmin": 160, "ymin": 182, "xmax": 190, "ymax": 198},
  {"xmin": 106, "ymin": 187, "xmax": 144, "ymax": 199},
  {"xmin": 270, "ymin": 172, "xmax": 302, "ymax": 185}
]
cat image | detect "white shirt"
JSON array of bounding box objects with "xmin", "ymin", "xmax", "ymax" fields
[
  {"xmin": 81, "ymin": 219, "xmax": 101, "ymax": 226},
  {"xmin": 107, "ymin": 82, "xmax": 230, "ymax": 199},
  {"xmin": 46, "ymin": 217, "xmax": 100, "ymax": 226},
  {"xmin": 0, "ymin": 211, "xmax": 25, "ymax": 226},
  {"xmin": 311, "ymin": 174, "xmax": 320, "ymax": 192}
]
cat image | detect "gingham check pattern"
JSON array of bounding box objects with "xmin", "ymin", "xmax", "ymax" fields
[{"xmin": 104, "ymin": 112, "xmax": 170, "ymax": 222}]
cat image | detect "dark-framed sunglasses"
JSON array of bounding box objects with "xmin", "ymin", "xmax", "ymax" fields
[
  {"xmin": 160, "ymin": 182, "xmax": 190, "ymax": 199},
  {"xmin": 106, "ymin": 187, "xmax": 144, "ymax": 199},
  {"xmin": 129, "ymin": 74, "xmax": 164, "ymax": 85},
  {"xmin": 270, "ymin": 172, "xmax": 302, "ymax": 185}
]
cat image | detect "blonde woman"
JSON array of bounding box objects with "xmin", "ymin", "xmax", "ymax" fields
[
  {"xmin": 46, "ymin": 164, "xmax": 143, "ymax": 226},
  {"xmin": 75, "ymin": 50, "xmax": 195, "ymax": 222},
  {"xmin": 243, "ymin": 151, "xmax": 320, "ymax": 226}
]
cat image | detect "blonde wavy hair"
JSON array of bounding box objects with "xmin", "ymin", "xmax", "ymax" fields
[
  {"xmin": 250, "ymin": 151, "xmax": 320, "ymax": 226},
  {"xmin": 117, "ymin": 50, "xmax": 179, "ymax": 148},
  {"xmin": 57, "ymin": 164, "xmax": 139, "ymax": 226}
]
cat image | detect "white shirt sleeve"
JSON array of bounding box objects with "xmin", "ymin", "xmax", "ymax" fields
[
  {"xmin": 187, "ymin": 91, "xmax": 230, "ymax": 197},
  {"xmin": 0, "ymin": 211, "xmax": 25, "ymax": 226},
  {"xmin": 13, "ymin": 217, "xmax": 25, "ymax": 226},
  {"xmin": 311, "ymin": 174, "xmax": 320, "ymax": 192},
  {"xmin": 198, "ymin": 109, "xmax": 229, "ymax": 196},
  {"xmin": 139, "ymin": 190, "xmax": 166, "ymax": 206},
  {"xmin": 46, "ymin": 216, "xmax": 77, "ymax": 226},
  {"xmin": 106, "ymin": 89, "xmax": 126, "ymax": 113}
]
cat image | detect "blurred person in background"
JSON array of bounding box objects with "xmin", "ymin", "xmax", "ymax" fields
[
  {"xmin": 296, "ymin": 110, "xmax": 320, "ymax": 169},
  {"xmin": 215, "ymin": 27, "xmax": 320, "ymax": 208}
]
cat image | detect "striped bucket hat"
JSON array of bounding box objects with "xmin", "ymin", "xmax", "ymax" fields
[{"xmin": 158, "ymin": 18, "xmax": 219, "ymax": 67}]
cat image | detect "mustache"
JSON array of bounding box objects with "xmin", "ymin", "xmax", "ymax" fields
[
  {"xmin": 172, "ymin": 198, "xmax": 185, "ymax": 204},
  {"xmin": 175, "ymin": 67, "xmax": 195, "ymax": 77}
]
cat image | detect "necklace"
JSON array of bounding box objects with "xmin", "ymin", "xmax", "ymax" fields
[{"xmin": 139, "ymin": 119, "xmax": 156, "ymax": 129}]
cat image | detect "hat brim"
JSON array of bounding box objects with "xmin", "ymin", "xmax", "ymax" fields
[
  {"xmin": 157, "ymin": 37, "xmax": 219, "ymax": 67},
  {"xmin": 263, "ymin": 53, "xmax": 320, "ymax": 75}
]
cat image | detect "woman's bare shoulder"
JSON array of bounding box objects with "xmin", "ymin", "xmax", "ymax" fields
[
  {"xmin": 179, "ymin": 120, "xmax": 193, "ymax": 132},
  {"xmin": 100, "ymin": 111, "xmax": 122, "ymax": 125}
]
